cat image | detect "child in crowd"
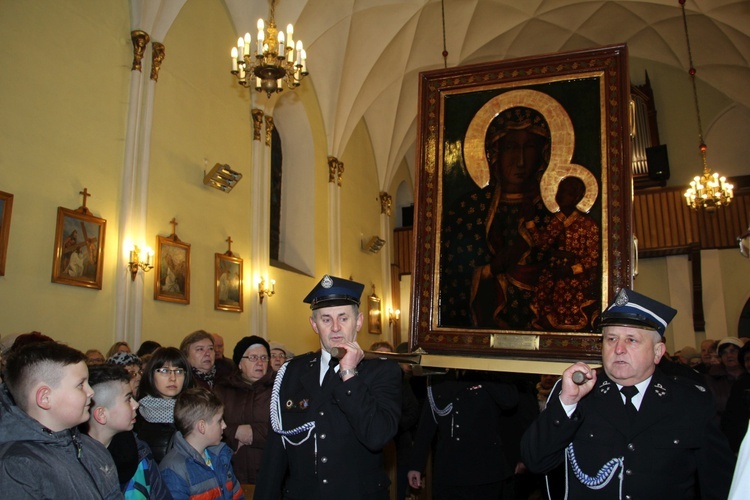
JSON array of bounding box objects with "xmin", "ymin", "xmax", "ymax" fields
[
  {"xmin": 108, "ymin": 351, "xmax": 143, "ymax": 395},
  {"xmin": 85, "ymin": 364, "xmax": 172, "ymax": 499},
  {"xmin": 135, "ymin": 347, "xmax": 194, "ymax": 463},
  {"xmin": 0, "ymin": 341, "xmax": 121, "ymax": 498},
  {"xmin": 159, "ymin": 387, "xmax": 243, "ymax": 499}
]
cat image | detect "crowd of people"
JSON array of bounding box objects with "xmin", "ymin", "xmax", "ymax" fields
[{"xmin": 0, "ymin": 280, "xmax": 749, "ymax": 499}]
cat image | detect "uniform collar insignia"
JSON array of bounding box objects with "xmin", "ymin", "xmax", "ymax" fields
[
  {"xmin": 653, "ymin": 383, "xmax": 667, "ymax": 397},
  {"xmin": 598, "ymin": 380, "xmax": 612, "ymax": 394}
]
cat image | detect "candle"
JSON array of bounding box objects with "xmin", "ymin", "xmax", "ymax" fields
[
  {"xmin": 244, "ymin": 32, "xmax": 251, "ymax": 56},
  {"xmin": 295, "ymin": 41, "xmax": 303, "ymax": 66},
  {"xmin": 231, "ymin": 47, "xmax": 238, "ymax": 72}
]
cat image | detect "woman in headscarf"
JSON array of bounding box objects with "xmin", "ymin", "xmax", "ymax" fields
[{"xmin": 214, "ymin": 335, "xmax": 274, "ymax": 484}]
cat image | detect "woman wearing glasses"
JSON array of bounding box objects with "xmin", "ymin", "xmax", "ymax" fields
[
  {"xmin": 134, "ymin": 347, "xmax": 194, "ymax": 463},
  {"xmin": 215, "ymin": 335, "xmax": 274, "ymax": 485}
]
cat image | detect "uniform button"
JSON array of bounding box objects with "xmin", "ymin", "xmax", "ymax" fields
[
  {"xmin": 346, "ymin": 390, "xmax": 352, "ymax": 396},
  {"xmin": 625, "ymin": 495, "xmax": 632, "ymax": 500},
  {"xmin": 455, "ymin": 411, "xmax": 459, "ymax": 415},
  {"xmin": 320, "ymin": 434, "xmax": 326, "ymax": 439},
  {"xmin": 321, "ymin": 457, "xmax": 328, "ymax": 463},
  {"xmin": 322, "ymin": 479, "xmax": 328, "ymax": 484},
  {"xmin": 673, "ymin": 439, "xmax": 680, "ymax": 445},
  {"xmin": 319, "ymin": 411, "xmax": 325, "ymax": 416},
  {"xmin": 589, "ymin": 433, "xmax": 594, "ymax": 438},
  {"xmin": 456, "ymin": 437, "xmax": 460, "ymax": 441},
  {"xmin": 627, "ymin": 443, "xmax": 635, "ymax": 451},
  {"xmin": 625, "ymin": 469, "xmax": 632, "ymax": 476},
  {"xmin": 553, "ymin": 420, "xmax": 561, "ymax": 426},
  {"xmin": 455, "ymin": 424, "xmax": 460, "ymax": 428}
]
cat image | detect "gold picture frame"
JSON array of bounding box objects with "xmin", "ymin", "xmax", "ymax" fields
[
  {"xmin": 154, "ymin": 235, "xmax": 190, "ymax": 304},
  {"xmin": 0, "ymin": 191, "xmax": 13, "ymax": 276},
  {"xmin": 51, "ymin": 206, "xmax": 106, "ymax": 289},
  {"xmin": 215, "ymin": 252, "xmax": 243, "ymax": 312},
  {"xmin": 411, "ymin": 44, "xmax": 632, "ymax": 362},
  {"xmin": 368, "ymin": 293, "xmax": 382, "ymax": 335}
]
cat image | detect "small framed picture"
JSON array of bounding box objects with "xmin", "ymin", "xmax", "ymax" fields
[
  {"xmin": 0, "ymin": 191, "xmax": 13, "ymax": 276},
  {"xmin": 51, "ymin": 207, "xmax": 106, "ymax": 289},
  {"xmin": 154, "ymin": 235, "xmax": 190, "ymax": 304},
  {"xmin": 215, "ymin": 253, "xmax": 243, "ymax": 312},
  {"xmin": 368, "ymin": 294, "xmax": 382, "ymax": 334}
]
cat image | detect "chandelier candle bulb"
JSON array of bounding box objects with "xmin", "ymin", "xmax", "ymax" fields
[
  {"xmin": 278, "ymin": 31, "xmax": 284, "ymax": 55},
  {"xmin": 231, "ymin": 47, "xmax": 238, "ymax": 72},
  {"xmin": 244, "ymin": 33, "xmax": 251, "ymax": 56}
]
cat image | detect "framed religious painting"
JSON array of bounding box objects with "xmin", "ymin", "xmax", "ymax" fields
[
  {"xmin": 215, "ymin": 252, "xmax": 243, "ymax": 312},
  {"xmin": 154, "ymin": 235, "xmax": 190, "ymax": 304},
  {"xmin": 51, "ymin": 206, "xmax": 107, "ymax": 289},
  {"xmin": 0, "ymin": 191, "xmax": 13, "ymax": 276},
  {"xmin": 0, "ymin": 191, "xmax": 14, "ymax": 276},
  {"xmin": 368, "ymin": 293, "xmax": 382, "ymax": 334},
  {"xmin": 410, "ymin": 44, "xmax": 633, "ymax": 362}
]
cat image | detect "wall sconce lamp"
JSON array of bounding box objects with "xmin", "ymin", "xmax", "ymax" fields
[
  {"xmin": 387, "ymin": 307, "xmax": 401, "ymax": 326},
  {"xmin": 203, "ymin": 163, "xmax": 243, "ymax": 193},
  {"xmin": 258, "ymin": 278, "xmax": 276, "ymax": 303},
  {"xmin": 362, "ymin": 235, "xmax": 386, "ymax": 254},
  {"xmin": 128, "ymin": 245, "xmax": 154, "ymax": 281}
]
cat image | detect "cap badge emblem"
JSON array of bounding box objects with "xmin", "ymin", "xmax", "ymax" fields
[
  {"xmin": 321, "ymin": 275, "xmax": 333, "ymax": 288},
  {"xmin": 654, "ymin": 383, "xmax": 666, "ymax": 397},
  {"xmin": 614, "ymin": 289, "xmax": 629, "ymax": 307}
]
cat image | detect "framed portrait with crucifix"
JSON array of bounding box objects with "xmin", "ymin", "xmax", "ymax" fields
[
  {"xmin": 51, "ymin": 188, "xmax": 107, "ymax": 289},
  {"xmin": 154, "ymin": 218, "xmax": 190, "ymax": 304},
  {"xmin": 410, "ymin": 44, "xmax": 633, "ymax": 363},
  {"xmin": 215, "ymin": 236, "xmax": 243, "ymax": 312}
]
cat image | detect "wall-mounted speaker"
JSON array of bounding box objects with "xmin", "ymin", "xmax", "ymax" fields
[{"xmin": 646, "ymin": 144, "xmax": 670, "ymax": 181}]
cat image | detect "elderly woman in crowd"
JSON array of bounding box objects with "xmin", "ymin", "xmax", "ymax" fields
[{"xmin": 215, "ymin": 335, "xmax": 274, "ymax": 484}]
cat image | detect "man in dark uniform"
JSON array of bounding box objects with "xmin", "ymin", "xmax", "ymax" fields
[
  {"xmin": 407, "ymin": 369, "xmax": 520, "ymax": 499},
  {"xmin": 254, "ymin": 275, "xmax": 402, "ymax": 499},
  {"xmin": 521, "ymin": 288, "xmax": 735, "ymax": 499}
]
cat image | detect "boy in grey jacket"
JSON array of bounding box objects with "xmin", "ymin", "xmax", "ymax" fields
[{"xmin": 0, "ymin": 341, "xmax": 122, "ymax": 498}]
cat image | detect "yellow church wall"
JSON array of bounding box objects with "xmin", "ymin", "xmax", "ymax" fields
[
  {"xmin": 264, "ymin": 78, "xmax": 339, "ymax": 357},
  {"xmin": 0, "ymin": 0, "xmax": 131, "ymax": 352},
  {"xmin": 339, "ymin": 119, "xmax": 389, "ymax": 351},
  {"xmin": 141, "ymin": 0, "xmax": 255, "ymax": 349}
]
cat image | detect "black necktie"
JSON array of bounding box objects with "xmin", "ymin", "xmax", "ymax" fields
[
  {"xmin": 322, "ymin": 356, "xmax": 339, "ymax": 387},
  {"xmin": 621, "ymin": 385, "xmax": 639, "ymax": 421}
]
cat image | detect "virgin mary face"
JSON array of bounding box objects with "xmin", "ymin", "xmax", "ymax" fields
[{"xmin": 496, "ymin": 129, "xmax": 546, "ymax": 194}]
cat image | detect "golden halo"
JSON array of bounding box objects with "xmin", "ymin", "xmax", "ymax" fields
[{"xmin": 463, "ymin": 89, "xmax": 598, "ymax": 213}]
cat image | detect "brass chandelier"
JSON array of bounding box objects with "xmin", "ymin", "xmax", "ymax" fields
[
  {"xmin": 230, "ymin": 0, "xmax": 308, "ymax": 97},
  {"xmin": 680, "ymin": 0, "xmax": 732, "ymax": 211}
]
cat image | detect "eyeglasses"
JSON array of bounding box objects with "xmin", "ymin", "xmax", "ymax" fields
[
  {"xmin": 270, "ymin": 353, "xmax": 287, "ymax": 360},
  {"xmin": 242, "ymin": 355, "xmax": 269, "ymax": 363},
  {"xmin": 154, "ymin": 368, "xmax": 186, "ymax": 376}
]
